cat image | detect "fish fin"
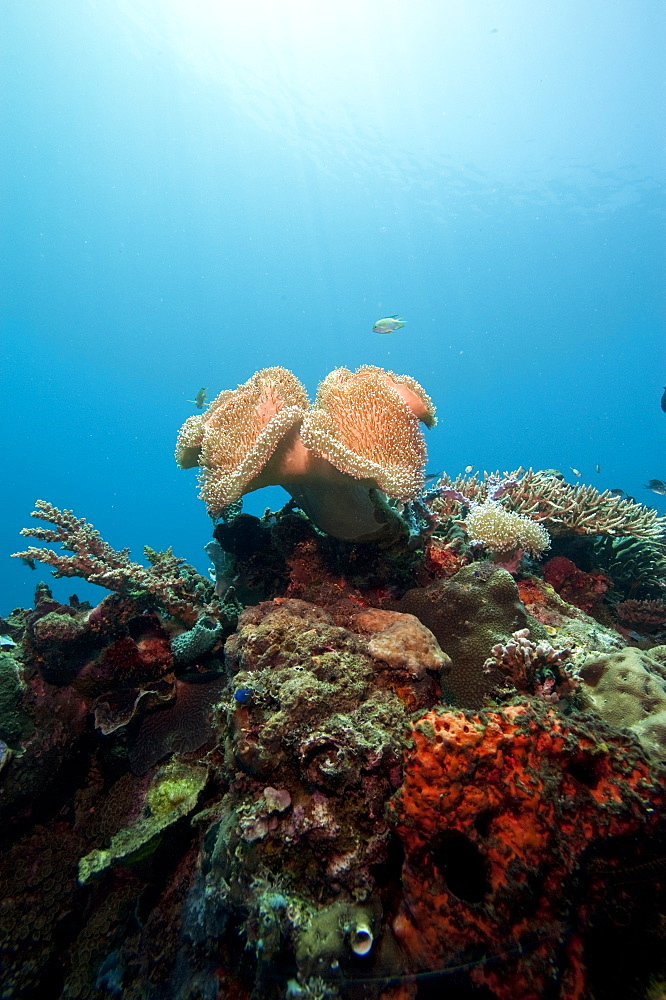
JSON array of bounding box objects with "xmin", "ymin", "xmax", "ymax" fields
[{"xmin": 396, "ymin": 322, "xmax": 405, "ymax": 329}]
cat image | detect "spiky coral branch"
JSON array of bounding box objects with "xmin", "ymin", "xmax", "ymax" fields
[
  {"xmin": 12, "ymin": 500, "xmax": 223, "ymax": 626},
  {"xmin": 429, "ymin": 469, "xmax": 666, "ymax": 544}
]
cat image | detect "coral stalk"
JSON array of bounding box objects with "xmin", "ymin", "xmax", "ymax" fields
[{"xmin": 12, "ymin": 501, "xmax": 221, "ymax": 626}]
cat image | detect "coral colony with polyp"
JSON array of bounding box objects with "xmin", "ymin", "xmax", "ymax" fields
[{"xmin": 1, "ymin": 364, "xmax": 666, "ymax": 1000}]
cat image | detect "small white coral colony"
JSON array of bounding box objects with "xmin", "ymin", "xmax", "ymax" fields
[{"xmin": 465, "ymin": 501, "xmax": 551, "ymax": 556}]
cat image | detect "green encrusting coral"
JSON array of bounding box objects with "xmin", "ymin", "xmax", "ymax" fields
[{"xmin": 78, "ymin": 761, "xmax": 208, "ymax": 883}]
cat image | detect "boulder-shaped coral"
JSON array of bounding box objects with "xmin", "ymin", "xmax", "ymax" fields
[
  {"xmin": 353, "ymin": 608, "xmax": 451, "ymax": 680},
  {"xmin": 223, "ymin": 598, "xmax": 413, "ymax": 790},
  {"xmin": 193, "ymin": 597, "xmax": 448, "ymax": 992},
  {"xmin": 579, "ymin": 646, "xmax": 666, "ymax": 758},
  {"xmin": 389, "ymin": 703, "xmax": 666, "ymax": 1000},
  {"xmin": 396, "ymin": 561, "xmax": 548, "ymax": 707}
]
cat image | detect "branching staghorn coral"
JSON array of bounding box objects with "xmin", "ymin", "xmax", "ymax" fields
[
  {"xmin": 12, "ymin": 501, "xmax": 222, "ymax": 626},
  {"xmin": 429, "ymin": 468, "xmax": 666, "ymax": 545}
]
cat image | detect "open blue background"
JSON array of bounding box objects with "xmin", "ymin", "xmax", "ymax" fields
[{"xmin": 1, "ymin": 0, "xmax": 664, "ymax": 613}]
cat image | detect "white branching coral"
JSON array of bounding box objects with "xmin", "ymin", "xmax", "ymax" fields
[
  {"xmin": 430, "ymin": 468, "xmax": 666, "ymax": 545},
  {"xmin": 465, "ymin": 501, "xmax": 551, "ymax": 557}
]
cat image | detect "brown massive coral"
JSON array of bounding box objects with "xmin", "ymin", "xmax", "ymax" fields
[{"xmin": 176, "ymin": 365, "xmax": 436, "ymax": 542}]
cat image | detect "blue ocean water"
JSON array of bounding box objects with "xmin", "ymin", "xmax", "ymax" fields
[{"xmin": 1, "ymin": 0, "xmax": 664, "ymax": 615}]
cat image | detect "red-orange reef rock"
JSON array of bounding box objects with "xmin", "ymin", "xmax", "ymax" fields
[{"xmin": 389, "ymin": 702, "xmax": 666, "ymax": 1000}]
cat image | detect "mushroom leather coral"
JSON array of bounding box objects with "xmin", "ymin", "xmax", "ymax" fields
[
  {"xmin": 389, "ymin": 703, "xmax": 666, "ymax": 1000},
  {"xmin": 175, "ymin": 365, "xmax": 435, "ymax": 542}
]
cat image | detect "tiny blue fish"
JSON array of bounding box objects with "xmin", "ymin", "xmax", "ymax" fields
[
  {"xmin": 233, "ymin": 687, "xmax": 253, "ymax": 704},
  {"xmin": 373, "ymin": 315, "xmax": 406, "ymax": 334}
]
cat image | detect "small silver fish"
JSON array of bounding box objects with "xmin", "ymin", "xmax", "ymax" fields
[
  {"xmin": 464, "ymin": 465, "xmax": 474, "ymax": 474},
  {"xmin": 541, "ymin": 469, "xmax": 565, "ymax": 480},
  {"xmin": 569, "ymin": 467, "xmax": 582, "ymax": 477},
  {"xmin": 373, "ymin": 315, "xmax": 406, "ymax": 334},
  {"xmin": 188, "ymin": 388, "xmax": 208, "ymax": 409},
  {"xmin": 645, "ymin": 479, "xmax": 666, "ymax": 495},
  {"xmin": 595, "ymin": 464, "xmax": 601, "ymax": 473}
]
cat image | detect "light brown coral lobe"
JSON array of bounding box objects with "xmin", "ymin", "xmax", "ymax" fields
[
  {"xmin": 188, "ymin": 367, "xmax": 310, "ymax": 515},
  {"xmin": 176, "ymin": 364, "xmax": 436, "ymax": 540},
  {"xmin": 300, "ymin": 365, "xmax": 435, "ymax": 503}
]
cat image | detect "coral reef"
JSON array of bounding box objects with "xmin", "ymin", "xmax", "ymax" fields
[
  {"xmin": 12, "ymin": 501, "xmax": 226, "ymax": 626},
  {"xmin": 79, "ymin": 760, "xmax": 208, "ymax": 882},
  {"xmin": 543, "ymin": 555, "xmax": 611, "ymax": 613},
  {"xmin": 593, "ymin": 535, "xmax": 666, "ymax": 600},
  {"xmin": 465, "ymin": 498, "xmax": 551, "ymax": 556},
  {"xmin": 395, "ymin": 561, "xmax": 549, "ymax": 707},
  {"xmin": 390, "ymin": 703, "xmax": 666, "ymax": 1000},
  {"xmin": 614, "ymin": 598, "xmax": 666, "ymax": 630},
  {"xmin": 3, "ymin": 454, "xmax": 666, "ymax": 1000},
  {"xmin": 579, "ymin": 647, "xmax": 666, "ymax": 758},
  {"xmin": 483, "ymin": 626, "xmax": 579, "ymax": 702}
]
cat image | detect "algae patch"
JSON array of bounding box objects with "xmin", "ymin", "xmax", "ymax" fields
[{"xmin": 78, "ymin": 761, "xmax": 208, "ymax": 883}]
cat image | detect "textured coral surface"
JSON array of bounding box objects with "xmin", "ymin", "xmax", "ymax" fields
[
  {"xmin": 391, "ymin": 703, "xmax": 666, "ymax": 999},
  {"xmin": 3, "ymin": 486, "xmax": 666, "ymax": 1000}
]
